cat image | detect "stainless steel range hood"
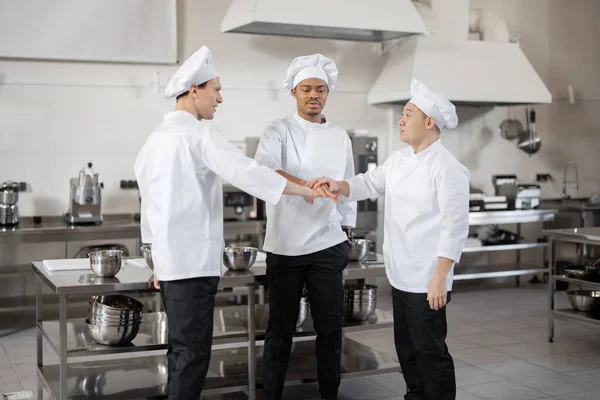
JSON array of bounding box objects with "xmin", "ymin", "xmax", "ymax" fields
[
  {"xmin": 220, "ymin": 0, "xmax": 428, "ymax": 42},
  {"xmin": 367, "ymin": 36, "xmax": 552, "ymax": 106},
  {"xmin": 367, "ymin": 0, "xmax": 552, "ymax": 106}
]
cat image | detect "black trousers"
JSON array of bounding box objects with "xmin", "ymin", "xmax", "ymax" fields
[
  {"xmin": 262, "ymin": 241, "xmax": 350, "ymax": 400},
  {"xmin": 160, "ymin": 276, "xmax": 220, "ymax": 400},
  {"xmin": 393, "ymin": 288, "xmax": 455, "ymax": 400}
]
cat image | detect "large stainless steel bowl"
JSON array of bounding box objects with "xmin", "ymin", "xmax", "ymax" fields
[
  {"xmin": 223, "ymin": 247, "xmax": 258, "ymax": 271},
  {"xmin": 88, "ymin": 250, "xmax": 123, "ymax": 277},
  {"xmin": 349, "ymin": 239, "xmax": 372, "ymax": 261},
  {"xmin": 140, "ymin": 245, "xmax": 154, "ymax": 271},
  {"xmin": 86, "ymin": 318, "xmax": 140, "ymax": 345},
  {"xmin": 90, "ymin": 295, "xmax": 144, "ymax": 313},
  {"xmin": 343, "ymin": 284, "xmax": 378, "ymax": 321},
  {"xmin": 297, "ymin": 297, "xmax": 309, "ymax": 328},
  {"xmin": 567, "ymin": 290, "xmax": 600, "ymax": 312}
]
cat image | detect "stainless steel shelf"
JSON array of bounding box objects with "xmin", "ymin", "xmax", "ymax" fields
[
  {"xmin": 454, "ymin": 264, "xmax": 547, "ymax": 281},
  {"xmin": 551, "ymin": 275, "xmax": 600, "ymax": 288},
  {"xmin": 38, "ymin": 337, "xmax": 398, "ymax": 399},
  {"xmin": 40, "ymin": 306, "xmax": 395, "ymax": 358},
  {"xmin": 553, "ymin": 309, "xmax": 600, "ymax": 326},
  {"xmin": 469, "ymin": 209, "xmax": 557, "ymax": 226},
  {"xmin": 462, "ymin": 242, "xmax": 548, "ymax": 253}
]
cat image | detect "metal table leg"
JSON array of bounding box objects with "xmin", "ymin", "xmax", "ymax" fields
[
  {"xmin": 59, "ymin": 294, "xmax": 68, "ymax": 399},
  {"xmin": 548, "ymin": 238, "xmax": 555, "ymax": 343},
  {"xmin": 247, "ymin": 283, "xmax": 256, "ymax": 400},
  {"xmin": 36, "ymin": 275, "xmax": 43, "ymax": 400},
  {"xmin": 515, "ymin": 223, "xmax": 521, "ymax": 287}
]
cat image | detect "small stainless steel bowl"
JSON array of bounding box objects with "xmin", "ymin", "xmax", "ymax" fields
[
  {"xmin": 88, "ymin": 250, "xmax": 123, "ymax": 277},
  {"xmin": 86, "ymin": 318, "xmax": 141, "ymax": 345},
  {"xmin": 140, "ymin": 245, "xmax": 154, "ymax": 271},
  {"xmin": 89, "ymin": 295, "xmax": 144, "ymax": 313},
  {"xmin": 349, "ymin": 239, "xmax": 372, "ymax": 261},
  {"xmin": 343, "ymin": 284, "xmax": 378, "ymax": 321},
  {"xmin": 567, "ymin": 290, "xmax": 600, "ymax": 312},
  {"xmin": 297, "ymin": 297, "xmax": 309, "ymax": 328},
  {"xmin": 223, "ymin": 247, "xmax": 258, "ymax": 271}
]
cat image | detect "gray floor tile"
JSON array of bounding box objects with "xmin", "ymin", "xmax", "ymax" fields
[
  {"xmin": 557, "ymin": 391, "xmax": 600, "ymax": 400},
  {"xmin": 0, "ymin": 382, "xmax": 24, "ymax": 395},
  {"xmin": 453, "ymin": 347, "xmax": 517, "ymax": 366},
  {"xmin": 461, "ymin": 380, "xmax": 549, "ymax": 400},
  {"xmin": 367, "ymin": 372, "xmax": 406, "ymax": 395},
  {"xmin": 525, "ymin": 354, "xmax": 599, "ymax": 373},
  {"xmin": 461, "ymin": 332, "xmax": 522, "ymax": 347},
  {"xmin": 449, "ymin": 324, "xmax": 490, "ymax": 336},
  {"xmin": 563, "ymin": 368, "xmax": 600, "ymax": 386},
  {"xmin": 456, "ymin": 389, "xmax": 485, "ymax": 400},
  {"xmin": 490, "ymin": 343, "xmax": 555, "ymax": 359},
  {"xmin": 570, "ymin": 350, "xmax": 600, "ymax": 365},
  {"xmin": 456, "ymin": 366, "xmax": 506, "ymax": 387},
  {"xmin": 509, "ymin": 373, "xmax": 599, "ymax": 396},
  {"xmin": 479, "ymin": 360, "xmax": 557, "ymax": 380},
  {"xmin": 448, "ymin": 337, "xmax": 485, "ymax": 352},
  {"xmin": 338, "ymin": 378, "xmax": 397, "ymax": 399}
]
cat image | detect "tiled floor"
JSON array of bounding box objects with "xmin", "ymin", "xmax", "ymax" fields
[{"xmin": 2, "ymin": 282, "xmax": 600, "ymax": 399}]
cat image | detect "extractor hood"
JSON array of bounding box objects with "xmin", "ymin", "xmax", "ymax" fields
[
  {"xmin": 367, "ymin": 1, "xmax": 552, "ymax": 106},
  {"xmin": 220, "ymin": 0, "xmax": 428, "ymax": 42}
]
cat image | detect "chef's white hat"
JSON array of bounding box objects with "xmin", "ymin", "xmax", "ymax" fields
[
  {"xmin": 283, "ymin": 53, "xmax": 338, "ymax": 92},
  {"xmin": 409, "ymin": 79, "xmax": 458, "ymax": 130},
  {"xmin": 164, "ymin": 46, "xmax": 218, "ymax": 98}
]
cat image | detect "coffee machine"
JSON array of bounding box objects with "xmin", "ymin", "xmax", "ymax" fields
[
  {"xmin": 65, "ymin": 162, "xmax": 103, "ymax": 224},
  {"xmin": 0, "ymin": 181, "xmax": 21, "ymax": 226},
  {"xmin": 348, "ymin": 132, "xmax": 379, "ymax": 233}
]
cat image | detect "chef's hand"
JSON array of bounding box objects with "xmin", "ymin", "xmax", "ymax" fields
[
  {"xmin": 153, "ymin": 273, "xmax": 160, "ymax": 290},
  {"xmin": 308, "ymin": 177, "xmax": 340, "ymax": 193},
  {"xmin": 316, "ymin": 184, "xmax": 339, "ymax": 202},
  {"xmin": 427, "ymin": 275, "xmax": 447, "ymax": 311},
  {"xmin": 303, "ymin": 188, "xmax": 323, "ymax": 204}
]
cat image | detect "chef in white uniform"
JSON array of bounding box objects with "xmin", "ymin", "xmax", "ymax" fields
[
  {"xmin": 134, "ymin": 46, "xmax": 327, "ymax": 400},
  {"xmin": 254, "ymin": 54, "xmax": 356, "ymax": 400},
  {"xmin": 309, "ymin": 80, "xmax": 470, "ymax": 400}
]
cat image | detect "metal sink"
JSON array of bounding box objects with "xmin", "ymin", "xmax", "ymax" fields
[{"xmin": 541, "ymin": 198, "xmax": 600, "ymax": 229}]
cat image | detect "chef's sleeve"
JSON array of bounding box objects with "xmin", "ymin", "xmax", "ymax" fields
[
  {"xmin": 337, "ymin": 136, "xmax": 357, "ymax": 227},
  {"xmin": 345, "ymin": 157, "xmax": 389, "ymax": 202},
  {"xmin": 202, "ymin": 126, "xmax": 287, "ymax": 205},
  {"xmin": 140, "ymin": 199, "xmax": 153, "ymax": 244},
  {"xmin": 436, "ymin": 163, "xmax": 470, "ymax": 263},
  {"xmin": 254, "ymin": 121, "xmax": 283, "ymax": 170}
]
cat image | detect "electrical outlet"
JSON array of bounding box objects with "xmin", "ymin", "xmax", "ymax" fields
[
  {"xmin": 120, "ymin": 180, "xmax": 138, "ymax": 189},
  {"xmin": 536, "ymin": 173, "xmax": 552, "ymax": 182}
]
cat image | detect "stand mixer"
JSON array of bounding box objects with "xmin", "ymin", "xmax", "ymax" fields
[
  {"xmin": 65, "ymin": 162, "xmax": 103, "ymax": 225},
  {"xmin": 0, "ymin": 181, "xmax": 21, "ymax": 226}
]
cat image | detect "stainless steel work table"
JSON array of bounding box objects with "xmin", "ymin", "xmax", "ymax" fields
[
  {"xmin": 545, "ymin": 227, "xmax": 600, "ymax": 342},
  {"xmin": 33, "ymin": 253, "xmax": 394, "ymax": 400}
]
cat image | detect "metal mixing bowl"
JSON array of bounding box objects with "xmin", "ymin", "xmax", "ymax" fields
[
  {"xmin": 90, "ymin": 295, "xmax": 144, "ymax": 312},
  {"xmin": 297, "ymin": 297, "xmax": 309, "ymax": 328},
  {"xmin": 343, "ymin": 284, "xmax": 378, "ymax": 321},
  {"xmin": 223, "ymin": 247, "xmax": 258, "ymax": 271},
  {"xmin": 88, "ymin": 250, "xmax": 123, "ymax": 277},
  {"xmin": 349, "ymin": 239, "xmax": 372, "ymax": 261},
  {"xmin": 567, "ymin": 290, "xmax": 600, "ymax": 312},
  {"xmin": 85, "ymin": 318, "xmax": 141, "ymax": 345},
  {"xmin": 140, "ymin": 245, "xmax": 154, "ymax": 271}
]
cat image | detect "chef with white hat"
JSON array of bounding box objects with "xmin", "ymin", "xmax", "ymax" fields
[
  {"xmin": 309, "ymin": 79, "xmax": 470, "ymax": 400},
  {"xmin": 253, "ymin": 53, "xmax": 356, "ymax": 400},
  {"xmin": 134, "ymin": 46, "xmax": 329, "ymax": 400}
]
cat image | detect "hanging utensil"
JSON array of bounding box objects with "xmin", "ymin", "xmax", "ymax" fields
[
  {"xmin": 500, "ymin": 107, "xmax": 522, "ymax": 140},
  {"xmin": 517, "ymin": 108, "xmax": 541, "ymax": 155}
]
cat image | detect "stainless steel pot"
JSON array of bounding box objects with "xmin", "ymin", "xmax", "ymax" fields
[
  {"xmin": 349, "ymin": 239, "xmax": 372, "ymax": 261},
  {"xmin": 88, "ymin": 250, "xmax": 123, "ymax": 277}
]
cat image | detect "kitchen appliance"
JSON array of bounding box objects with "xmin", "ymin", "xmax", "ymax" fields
[
  {"xmin": 483, "ymin": 196, "xmax": 508, "ymax": 211},
  {"xmin": 0, "ymin": 181, "xmax": 21, "ymax": 226},
  {"xmin": 348, "ymin": 133, "xmax": 379, "ymax": 233},
  {"xmin": 223, "ymin": 184, "xmax": 257, "ymax": 221},
  {"xmin": 492, "ymin": 174, "xmax": 519, "ymax": 209},
  {"xmin": 65, "ymin": 162, "xmax": 103, "ymax": 225},
  {"xmin": 515, "ymin": 184, "xmax": 541, "ymax": 210},
  {"xmin": 469, "ymin": 193, "xmax": 485, "ymax": 212}
]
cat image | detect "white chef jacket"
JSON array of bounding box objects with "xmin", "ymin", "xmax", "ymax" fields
[
  {"xmin": 255, "ymin": 112, "xmax": 356, "ymax": 256},
  {"xmin": 346, "ymin": 140, "xmax": 470, "ymax": 293},
  {"xmin": 134, "ymin": 110, "xmax": 287, "ymax": 281}
]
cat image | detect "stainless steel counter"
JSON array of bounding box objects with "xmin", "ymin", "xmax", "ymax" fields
[{"xmin": 31, "ymin": 253, "xmax": 385, "ymax": 294}]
